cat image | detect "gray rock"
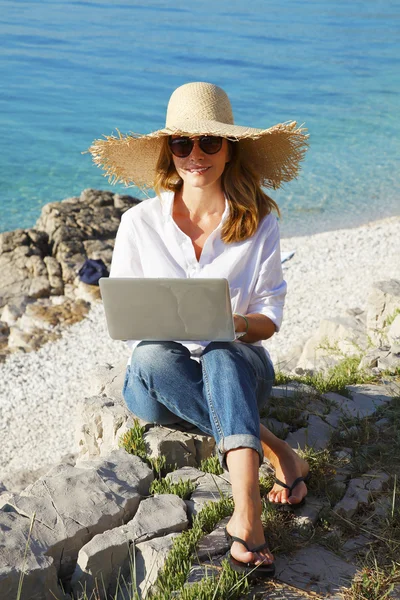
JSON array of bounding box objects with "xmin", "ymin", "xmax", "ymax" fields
[
  {"xmin": 166, "ymin": 466, "xmax": 206, "ymax": 485},
  {"xmin": 291, "ymin": 496, "xmax": 326, "ymax": 530},
  {"xmin": 388, "ymin": 314, "xmax": 400, "ymax": 346},
  {"xmin": 144, "ymin": 426, "xmax": 209, "ymax": 469},
  {"xmin": 196, "ymin": 516, "xmax": 230, "ymax": 560},
  {"xmin": 75, "ymin": 395, "xmax": 144, "ymax": 460},
  {"xmin": 0, "ymin": 301, "xmax": 26, "ymax": 325},
  {"xmin": 0, "ymin": 229, "xmax": 30, "ymax": 253},
  {"xmin": 3, "ymin": 450, "xmax": 153, "ymax": 580},
  {"xmin": 44, "ymin": 255, "xmax": 64, "ymax": 295},
  {"xmin": 0, "ymin": 510, "xmax": 66, "ymax": 600},
  {"xmin": 185, "ymin": 473, "xmax": 232, "ymax": 518},
  {"xmin": 113, "ymin": 193, "xmax": 140, "ymax": 212},
  {"xmin": 347, "ymin": 382, "xmax": 396, "ymax": 403},
  {"xmin": 334, "ymin": 471, "xmax": 389, "ymax": 518},
  {"xmin": 71, "ymin": 494, "xmax": 187, "ymax": 598},
  {"xmin": 88, "ymin": 359, "xmax": 128, "ymax": 402},
  {"xmin": 274, "ymin": 544, "xmax": 359, "ymax": 595},
  {"xmin": 358, "ymin": 347, "xmax": 391, "ymax": 370},
  {"xmin": 342, "ymin": 534, "xmax": 372, "ymax": 559},
  {"xmin": 285, "ymin": 415, "xmax": 333, "ymax": 451},
  {"xmin": 389, "ymin": 584, "xmax": 400, "ymax": 599},
  {"xmin": 378, "ymin": 351, "xmax": 400, "ymax": 372},
  {"xmin": 247, "ymin": 582, "xmax": 314, "ymax": 598},
  {"xmin": 324, "ymin": 383, "xmax": 394, "ymax": 419},
  {"xmin": 134, "ymin": 533, "xmax": 180, "ymax": 599},
  {"xmin": 0, "ymin": 464, "xmax": 53, "ymax": 494},
  {"xmin": 367, "ymin": 279, "xmax": 400, "ymax": 345},
  {"xmin": 130, "ymin": 494, "xmax": 188, "ymax": 543},
  {"xmin": 324, "ymin": 407, "xmax": 343, "ymax": 428},
  {"xmin": 274, "ymin": 344, "xmax": 304, "ymax": 374},
  {"xmin": 185, "ymin": 561, "xmax": 222, "ymax": 586},
  {"xmin": 270, "ymin": 382, "xmax": 315, "ymax": 399},
  {"xmin": 296, "ymin": 315, "xmax": 368, "ymax": 373}
]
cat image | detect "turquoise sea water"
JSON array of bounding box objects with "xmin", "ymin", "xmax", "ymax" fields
[{"xmin": 1, "ymin": 0, "xmax": 399, "ymax": 237}]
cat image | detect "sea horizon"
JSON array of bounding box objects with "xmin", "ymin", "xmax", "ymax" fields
[{"xmin": 1, "ymin": 0, "xmax": 399, "ymax": 238}]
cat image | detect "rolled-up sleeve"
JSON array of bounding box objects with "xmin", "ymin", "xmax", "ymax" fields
[
  {"xmin": 110, "ymin": 212, "xmax": 144, "ymax": 278},
  {"xmin": 247, "ymin": 217, "xmax": 287, "ymax": 332}
]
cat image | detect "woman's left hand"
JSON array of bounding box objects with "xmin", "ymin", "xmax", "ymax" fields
[{"xmin": 233, "ymin": 313, "xmax": 248, "ymax": 336}]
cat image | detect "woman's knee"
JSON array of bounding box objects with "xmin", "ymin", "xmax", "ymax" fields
[
  {"xmin": 131, "ymin": 341, "xmax": 180, "ymax": 374},
  {"xmin": 123, "ymin": 364, "xmax": 181, "ymax": 425}
]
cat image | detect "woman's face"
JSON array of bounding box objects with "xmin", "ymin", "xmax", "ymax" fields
[{"xmin": 170, "ymin": 136, "xmax": 230, "ymax": 191}]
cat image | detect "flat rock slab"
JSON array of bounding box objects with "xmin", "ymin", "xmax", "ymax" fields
[
  {"xmin": 166, "ymin": 466, "xmax": 206, "ymax": 484},
  {"xmin": 334, "ymin": 470, "xmax": 389, "ymax": 518},
  {"xmin": 291, "ymin": 496, "xmax": 326, "ymax": 530},
  {"xmin": 285, "ymin": 415, "xmax": 333, "ymax": 451},
  {"xmin": 144, "ymin": 426, "xmax": 215, "ymax": 469},
  {"xmin": 0, "ymin": 510, "xmax": 65, "ymax": 600},
  {"xmin": 243, "ymin": 582, "xmax": 313, "ymax": 598},
  {"xmin": 134, "ymin": 533, "xmax": 180, "ymax": 598},
  {"xmin": 2, "ymin": 450, "xmax": 153, "ymax": 582},
  {"xmin": 195, "ymin": 517, "xmax": 230, "ymax": 561},
  {"xmin": 323, "ymin": 391, "xmax": 375, "ymax": 419},
  {"xmin": 71, "ymin": 494, "xmax": 188, "ymax": 598},
  {"xmin": 274, "ymin": 544, "xmax": 359, "ymax": 595},
  {"xmin": 185, "ymin": 473, "xmax": 232, "ymax": 518},
  {"xmin": 271, "ymin": 383, "xmax": 316, "ymax": 399}
]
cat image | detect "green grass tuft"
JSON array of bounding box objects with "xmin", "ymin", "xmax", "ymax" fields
[
  {"xmin": 148, "ymin": 496, "xmax": 236, "ymax": 599},
  {"xmin": 342, "ymin": 560, "xmax": 400, "ymax": 600},
  {"xmin": 149, "ymin": 477, "xmax": 196, "ymax": 500},
  {"xmin": 274, "ymin": 354, "xmax": 377, "ymax": 397},
  {"xmin": 200, "ymin": 455, "xmax": 224, "ymax": 475},
  {"xmin": 119, "ymin": 419, "xmax": 147, "ymax": 460}
]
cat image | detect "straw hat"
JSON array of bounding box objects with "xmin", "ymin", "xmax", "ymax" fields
[{"xmin": 87, "ymin": 82, "xmax": 309, "ymax": 190}]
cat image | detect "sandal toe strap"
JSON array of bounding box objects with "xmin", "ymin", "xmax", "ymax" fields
[
  {"xmin": 229, "ymin": 535, "xmax": 269, "ymax": 554},
  {"xmin": 273, "ymin": 474, "xmax": 309, "ymax": 495}
]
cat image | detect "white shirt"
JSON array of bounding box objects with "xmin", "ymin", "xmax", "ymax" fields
[{"xmin": 110, "ymin": 191, "xmax": 286, "ymax": 359}]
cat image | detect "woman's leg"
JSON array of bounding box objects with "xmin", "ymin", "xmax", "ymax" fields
[
  {"xmin": 226, "ymin": 448, "xmax": 274, "ymax": 566},
  {"xmin": 200, "ymin": 341, "xmax": 274, "ymax": 468},
  {"xmin": 260, "ymin": 426, "xmax": 309, "ymax": 504},
  {"xmin": 123, "ymin": 341, "xmax": 213, "ymax": 432}
]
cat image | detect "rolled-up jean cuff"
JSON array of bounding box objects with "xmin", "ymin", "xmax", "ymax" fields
[{"xmin": 218, "ymin": 434, "xmax": 264, "ymax": 471}]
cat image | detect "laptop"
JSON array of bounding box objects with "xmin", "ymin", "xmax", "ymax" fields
[{"xmin": 99, "ymin": 277, "xmax": 238, "ymax": 342}]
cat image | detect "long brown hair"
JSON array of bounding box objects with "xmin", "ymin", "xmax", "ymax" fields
[{"xmin": 153, "ymin": 137, "xmax": 280, "ymax": 243}]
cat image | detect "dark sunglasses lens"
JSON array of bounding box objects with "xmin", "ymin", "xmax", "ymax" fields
[
  {"xmin": 199, "ymin": 136, "xmax": 222, "ymax": 154},
  {"xmin": 169, "ymin": 137, "xmax": 193, "ymax": 157}
]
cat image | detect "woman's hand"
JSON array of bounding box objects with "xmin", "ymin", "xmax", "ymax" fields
[{"xmin": 233, "ymin": 314, "xmax": 248, "ymax": 336}]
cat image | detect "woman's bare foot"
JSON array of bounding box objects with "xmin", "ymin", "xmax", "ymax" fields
[
  {"xmin": 267, "ymin": 442, "xmax": 309, "ymax": 505},
  {"xmin": 226, "ymin": 512, "xmax": 274, "ymax": 566}
]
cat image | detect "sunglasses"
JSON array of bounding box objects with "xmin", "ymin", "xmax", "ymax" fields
[{"xmin": 168, "ymin": 135, "xmax": 223, "ymax": 158}]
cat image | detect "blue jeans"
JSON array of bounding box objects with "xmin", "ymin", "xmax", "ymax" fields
[{"xmin": 123, "ymin": 341, "xmax": 275, "ymax": 470}]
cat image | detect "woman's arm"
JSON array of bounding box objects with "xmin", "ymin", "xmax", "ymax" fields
[
  {"xmin": 234, "ymin": 313, "xmax": 276, "ymax": 343},
  {"xmin": 234, "ymin": 216, "xmax": 286, "ymax": 342},
  {"xmin": 110, "ymin": 211, "xmax": 143, "ymax": 278}
]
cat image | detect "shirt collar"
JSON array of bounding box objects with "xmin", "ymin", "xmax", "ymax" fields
[{"xmin": 160, "ymin": 190, "xmax": 230, "ymax": 225}]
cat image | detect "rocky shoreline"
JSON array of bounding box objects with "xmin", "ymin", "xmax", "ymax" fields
[
  {"xmin": 0, "ymin": 348, "xmax": 399, "ymax": 598},
  {"xmin": 0, "ymin": 189, "xmax": 139, "ymax": 360}
]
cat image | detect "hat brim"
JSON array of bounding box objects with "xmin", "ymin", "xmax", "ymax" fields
[{"xmin": 87, "ymin": 120, "xmax": 308, "ymax": 190}]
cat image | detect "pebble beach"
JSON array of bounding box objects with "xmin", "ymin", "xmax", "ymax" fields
[{"xmin": 1, "ymin": 215, "xmax": 399, "ymax": 480}]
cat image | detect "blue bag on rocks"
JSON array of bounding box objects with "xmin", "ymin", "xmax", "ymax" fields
[{"xmin": 78, "ymin": 258, "xmax": 109, "ymax": 285}]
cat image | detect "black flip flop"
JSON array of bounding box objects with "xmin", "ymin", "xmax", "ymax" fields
[
  {"xmin": 225, "ymin": 529, "xmax": 275, "ymax": 579},
  {"xmin": 267, "ymin": 473, "xmax": 311, "ymax": 510}
]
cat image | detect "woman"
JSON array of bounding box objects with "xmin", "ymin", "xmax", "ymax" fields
[{"xmin": 88, "ymin": 82, "xmax": 309, "ymax": 577}]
